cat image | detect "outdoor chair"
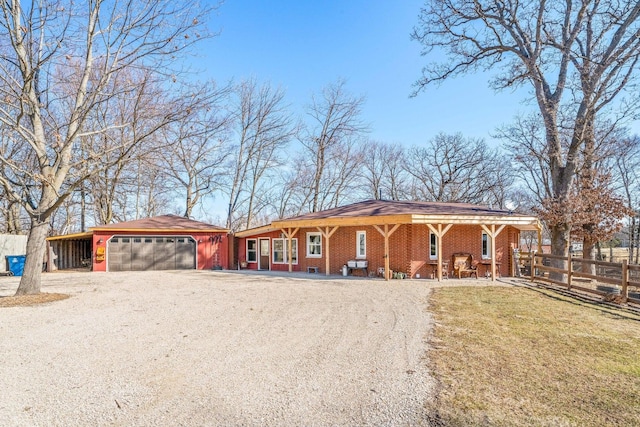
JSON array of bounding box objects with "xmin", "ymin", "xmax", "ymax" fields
[
  {"xmin": 441, "ymin": 261, "xmax": 449, "ymax": 279},
  {"xmin": 452, "ymin": 253, "xmax": 478, "ymax": 279}
]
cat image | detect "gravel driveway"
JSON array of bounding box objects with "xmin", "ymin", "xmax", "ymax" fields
[{"xmin": 0, "ymin": 270, "xmax": 435, "ymax": 426}]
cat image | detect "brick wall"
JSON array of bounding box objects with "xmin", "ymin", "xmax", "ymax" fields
[{"xmin": 237, "ymin": 223, "xmax": 520, "ymax": 278}]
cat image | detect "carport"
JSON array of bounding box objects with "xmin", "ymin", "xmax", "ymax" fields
[{"xmin": 46, "ymin": 232, "xmax": 93, "ymax": 271}]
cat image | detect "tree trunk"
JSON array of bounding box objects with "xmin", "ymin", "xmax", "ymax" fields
[
  {"xmin": 14, "ymin": 219, "xmax": 50, "ymax": 295},
  {"xmin": 609, "ymin": 243, "xmax": 613, "ymax": 262},
  {"xmin": 80, "ymin": 185, "xmax": 86, "ymax": 232},
  {"xmin": 550, "ymin": 224, "xmax": 569, "ymax": 282},
  {"xmin": 582, "ymin": 235, "xmax": 597, "ymax": 275},
  {"xmin": 7, "ymin": 202, "xmax": 22, "ymax": 234}
]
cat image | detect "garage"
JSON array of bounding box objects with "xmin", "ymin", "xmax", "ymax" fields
[
  {"xmin": 89, "ymin": 215, "xmax": 230, "ymax": 272},
  {"xmin": 107, "ymin": 235, "xmax": 197, "ymax": 271},
  {"xmin": 46, "ymin": 215, "xmax": 230, "ymax": 272}
]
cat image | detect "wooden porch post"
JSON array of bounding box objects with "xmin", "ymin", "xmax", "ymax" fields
[
  {"xmin": 280, "ymin": 227, "xmax": 299, "ymax": 272},
  {"xmin": 374, "ymin": 224, "xmax": 401, "ymax": 280},
  {"xmin": 427, "ymin": 223, "xmax": 453, "ymax": 281},
  {"xmin": 481, "ymin": 224, "xmax": 506, "ymax": 281},
  {"xmin": 317, "ymin": 226, "xmax": 339, "ymax": 276}
]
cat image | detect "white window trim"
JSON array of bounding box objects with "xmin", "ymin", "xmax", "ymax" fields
[
  {"xmin": 246, "ymin": 238, "xmax": 257, "ymax": 263},
  {"xmin": 306, "ymin": 232, "xmax": 322, "ymax": 258},
  {"xmin": 272, "ymin": 238, "xmax": 298, "ymax": 265},
  {"xmin": 429, "ymin": 232, "xmax": 438, "ymax": 260},
  {"xmin": 356, "ymin": 231, "xmax": 366, "ymax": 259},
  {"xmin": 481, "ymin": 232, "xmax": 491, "ymax": 259}
]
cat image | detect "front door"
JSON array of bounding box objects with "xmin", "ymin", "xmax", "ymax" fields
[{"xmin": 258, "ymin": 238, "xmax": 270, "ymax": 270}]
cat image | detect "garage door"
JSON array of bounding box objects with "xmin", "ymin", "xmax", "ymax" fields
[{"xmin": 107, "ymin": 236, "xmax": 196, "ymax": 271}]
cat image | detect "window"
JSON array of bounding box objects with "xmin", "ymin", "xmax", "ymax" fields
[
  {"xmin": 273, "ymin": 239, "xmax": 284, "ymax": 263},
  {"xmin": 272, "ymin": 238, "xmax": 298, "ymax": 264},
  {"xmin": 246, "ymin": 239, "xmax": 257, "ymax": 263},
  {"xmin": 290, "ymin": 239, "xmax": 298, "ymax": 263},
  {"xmin": 429, "ymin": 232, "xmax": 437, "ymax": 260},
  {"xmin": 482, "ymin": 232, "xmax": 491, "ymax": 259},
  {"xmin": 307, "ymin": 232, "xmax": 322, "ymax": 257},
  {"xmin": 356, "ymin": 231, "xmax": 366, "ymax": 258}
]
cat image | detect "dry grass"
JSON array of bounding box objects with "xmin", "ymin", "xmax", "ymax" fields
[
  {"xmin": 427, "ymin": 285, "xmax": 640, "ymax": 427},
  {"xmin": 0, "ymin": 293, "xmax": 70, "ymax": 307}
]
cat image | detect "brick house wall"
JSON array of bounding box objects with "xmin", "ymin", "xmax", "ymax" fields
[{"xmin": 237, "ymin": 224, "xmax": 520, "ymax": 278}]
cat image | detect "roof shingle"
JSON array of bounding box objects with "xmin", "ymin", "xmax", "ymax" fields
[
  {"xmin": 281, "ymin": 199, "xmax": 520, "ymax": 221},
  {"xmin": 91, "ymin": 215, "xmax": 227, "ymax": 232}
]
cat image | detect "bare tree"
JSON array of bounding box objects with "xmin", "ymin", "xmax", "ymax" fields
[
  {"xmin": 314, "ymin": 137, "xmax": 365, "ymax": 209},
  {"xmin": 0, "ymin": 197, "xmax": 24, "ymax": 234},
  {"xmin": 413, "ymin": 0, "xmax": 640, "ymax": 260},
  {"xmin": 77, "ymin": 68, "xmax": 177, "ymax": 226},
  {"xmin": 613, "ymin": 136, "xmax": 640, "ymax": 263},
  {"xmin": 225, "ymin": 79, "xmax": 295, "ymax": 230},
  {"xmin": 161, "ymin": 82, "xmax": 232, "ymax": 218},
  {"xmin": 404, "ymin": 133, "xmax": 512, "ymax": 207},
  {"xmin": 501, "ymin": 114, "xmax": 630, "ymax": 264},
  {"xmin": 299, "ymin": 80, "xmax": 368, "ymax": 212},
  {"xmin": 498, "ymin": 116, "xmax": 553, "ymax": 205},
  {"xmin": 0, "ymin": 128, "xmax": 25, "ymax": 233},
  {"xmin": 0, "ymin": 0, "xmax": 217, "ymax": 295},
  {"xmin": 358, "ymin": 140, "xmax": 409, "ymax": 200}
]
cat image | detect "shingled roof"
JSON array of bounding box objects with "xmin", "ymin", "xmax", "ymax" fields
[
  {"xmin": 91, "ymin": 215, "xmax": 228, "ymax": 232},
  {"xmin": 235, "ymin": 199, "xmax": 540, "ymax": 237},
  {"xmin": 282, "ymin": 199, "xmax": 518, "ymax": 221}
]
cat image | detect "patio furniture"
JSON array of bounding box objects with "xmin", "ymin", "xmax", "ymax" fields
[
  {"xmin": 478, "ymin": 260, "xmax": 501, "ymax": 278},
  {"xmin": 428, "ymin": 260, "xmax": 449, "ymax": 279},
  {"xmin": 347, "ymin": 260, "xmax": 368, "ymax": 276},
  {"xmin": 452, "ymin": 253, "xmax": 478, "ymax": 279}
]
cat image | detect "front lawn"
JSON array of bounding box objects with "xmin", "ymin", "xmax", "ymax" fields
[{"xmin": 427, "ymin": 285, "xmax": 640, "ymax": 426}]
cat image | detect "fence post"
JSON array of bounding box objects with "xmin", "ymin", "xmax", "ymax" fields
[
  {"xmin": 621, "ymin": 259, "xmax": 629, "ymax": 303},
  {"xmin": 567, "ymin": 254, "xmax": 573, "ymax": 290}
]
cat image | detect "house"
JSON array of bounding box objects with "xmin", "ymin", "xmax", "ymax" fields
[
  {"xmin": 46, "ymin": 215, "xmax": 230, "ymax": 272},
  {"xmin": 234, "ymin": 200, "xmax": 541, "ymax": 280}
]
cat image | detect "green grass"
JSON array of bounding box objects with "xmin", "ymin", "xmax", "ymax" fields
[{"xmin": 427, "ymin": 286, "xmax": 640, "ymax": 426}]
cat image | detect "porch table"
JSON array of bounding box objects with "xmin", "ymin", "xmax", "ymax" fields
[
  {"xmin": 478, "ymin": 260, "xmax": 501, "ymax": 278},
  {"xmin": 427, "ymin": 261, "xmax": 449, "ymax": 279}
]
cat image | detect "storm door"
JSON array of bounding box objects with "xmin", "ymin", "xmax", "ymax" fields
[{"xmin": 258, "ymin": 238, "xmax": 270, "ymax": 270}]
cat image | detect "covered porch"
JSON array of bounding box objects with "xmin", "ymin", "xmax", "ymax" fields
[{"xmin": 236, "ymin": 200, "xmax": 541, "ymax": 282}]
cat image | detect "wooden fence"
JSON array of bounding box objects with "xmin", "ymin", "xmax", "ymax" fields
[{"xmin": 515, "ymin": 251, "xmax": 640, "ymax": 305}]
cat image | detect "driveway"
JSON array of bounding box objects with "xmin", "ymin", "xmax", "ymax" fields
[{"xmin": 0, "ymin": 270, "xmax": 435, "ymax": 426}]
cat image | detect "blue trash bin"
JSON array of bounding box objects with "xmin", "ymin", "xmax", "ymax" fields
[{"xmin": 6, "ymin": 255, "xmax": 26, "ymax": 277}]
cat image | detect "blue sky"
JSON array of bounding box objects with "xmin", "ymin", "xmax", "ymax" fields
[{"xmin": 199, "ymin": 0, "xmax": 534, "ymax": 147}]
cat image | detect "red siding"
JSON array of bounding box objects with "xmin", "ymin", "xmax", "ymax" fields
[{"xmin": 92, "ymin": 230, "xmax": 229, "ymax": 272}]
